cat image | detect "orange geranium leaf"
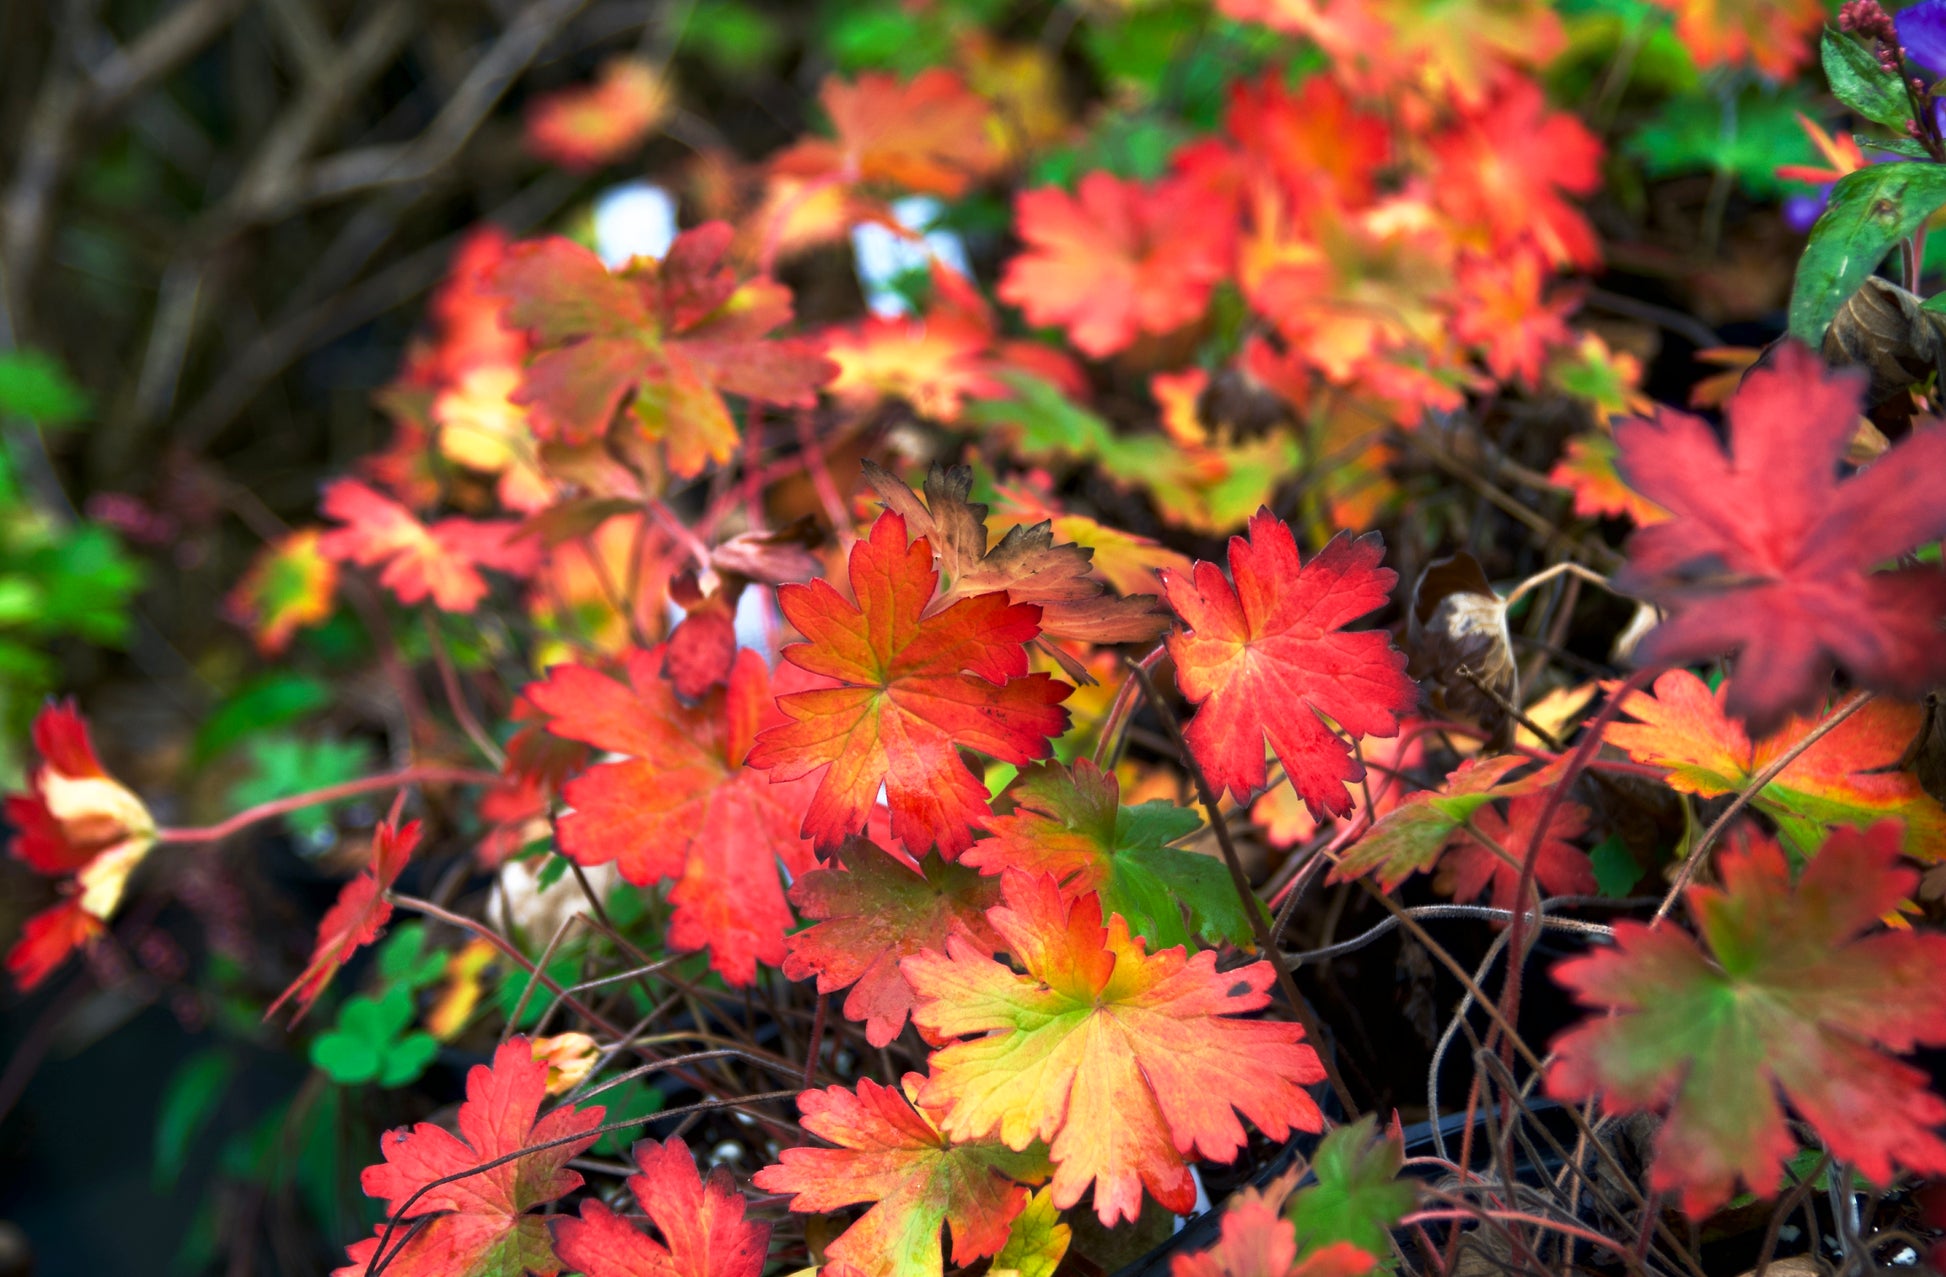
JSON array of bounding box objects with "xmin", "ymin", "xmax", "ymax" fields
[
  {"xmin": 227, "ymin": 529, "xmax": 340, "ymax": 655},
  {"xmin": 1603, "ymin": 669, "xmax": 1946, "ymax": 857},
  {"xmin": 1429, "ymin": 78, "xmax": 1602, "ymax": 270},
  {"xmin": 861, "ymin": 461, "xmax": 1171, "ymax": 650},
  {"xmin": 525, "ymin": 647, "xmax": 818, "ymax": 985},
  {"xmin": 1436, "ymin": 794, "xmax": 1596, "ymax": 915},
  {"xmin": 1650, "ymin": 0, "xmax": 1823, "ymax": 78},
  {"xmin": 316, "ymin": 479, "xmax": 538, "ymax": 613},
  {"xmin": 1161, "ymin": 510, "xmax": 1417, "ymax": 819},
  {"xmin": 998, "ymin": 172, "xmax": 1233, "ymax": 358},
  {"xmin": 524, "ymin": 57, "xmax": 669, "ymax": 172},
  {"xmin": 1450, "ymin": 249, "xmax": 1578, "ymax": 389},
  {"xmin": 825, "ymin": 311, "xmax": 999, "ymax": 423},
  {"xmin": 491, "ymin": 228, "xmax": 831, "ymax": 474},
  {"xmin": 747, "ymin": 511, "xmax": 1072, "ymax": 858},
  {"xmin": 784, "ymin": 837, "xmax": 1001, "ymax": 1048},
  {"xmin": 1226, "ymin": 75, "xmax": 1391, "ymax": 210},
  {"xmin": 1331, "ymin": 755, "xmax": 1555, "ymax": 889},
  {"xmin": 1546, "ymin": 824, "xmax": 1946, "ymax": 1216},
  {"xmin": 907, "ymin": 873, "xmax": 1326, "ymax": 1226},
  {"xmin": 553, "ymin": 1137, "xmax": 769, "ymax": 1277},
  {"xmin": 771, "ymin": 69, "xmax": 1001, "ymax": 199},
  {"xmin": 754, "ymin": 1076, "xmax": 1049, "ymax": 1277},
  {"xmin": 335, "ymin": 1037, "xmax": 604, "ymax": 1277},
  {"xmin": 268, "ymin": 819, "xmax": 419, "ymax": 1023},
  {"xmin": 1549, "ymin": 433, "xmax": 1669, "ymax": 526}
]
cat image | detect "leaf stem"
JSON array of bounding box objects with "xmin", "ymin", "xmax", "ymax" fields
[
  {"xmin": 1650, "ymin": 689, "xmax": 1876, "ymax": 924},
  {"xmin": 154, "ymin": 766, "xmax": 499, "ymax": 845},
  {"xmin": 1123, "ymin": 655, "xmax": 1361, "ymax": 1121}
]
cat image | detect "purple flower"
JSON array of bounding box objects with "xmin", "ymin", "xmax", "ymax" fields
[{"xmin": 1897, "ymin": 0, "xmax": 1946, "ymax": 75}]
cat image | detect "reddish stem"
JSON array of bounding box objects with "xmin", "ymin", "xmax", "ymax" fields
[{"xmin": 155, "ymin": 767, "xmax": 500, "ymax": 845}]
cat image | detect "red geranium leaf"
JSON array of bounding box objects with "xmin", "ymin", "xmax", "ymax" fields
[
  {"xmin": 907, "ymin": 872, "xmax": 1326, "ymax": 1226},
  {"xmin": 552, "ymin": 1136, "xmax": 768, "ymax": 1277},
  {"xmin": 268, "ymin": 819, "xmax": 419, "ymax": 1023},
  {"xmin": 997, "ymin": 172, "xmax": 1232, "ymax": 359},
  {"xmin": 746, "ymin": 510, "xmax": 1072, "ymax": 858},
  {"xmin": 1611, "ymin": 342, "xmax": 1946, "ymax": 737},
  {"xmin": 784, "ymin": 837, "xmax": 1002, "ymax": 1048},
  {"xmin": 1545, "ymin": 822, "xmax": 1946, "ymax": 1216},
  {"xmin": 336, "ymin": 1037, "xmax": 605, "ymax": 1277},
  {"xmin": 1161, "ymin": 510, "xmax": 1417, "ymax": 819},
  {"xmin": 771, "ymin": 70, "xmax": 1001, "ymax": 199},
  {"xmin": 753, "ymin": 1076, "xmax": 1048, "ymax": 1277},
  {"xmin": 1603, "ymin": 669, "xmax": 1946, "ymax": 856},
  {"xmin": 1436, "ymin": 794, "xmax": 1595, "ymax": 916},
  {"xmin": 1330, "ymin": 756, "xmax": 1542, "ymax": 890},
  {"xmin": 525, "ymin": 648, "xmax": 817, "ymax": 985},
  {"xmin": 491, "ymin": 231, "xmax": 830, "ymax": 476},
  {"xmin": 524, "ymin": 57, "xmax": 668, "ymax": 172},
  {"xmin": 317, "ymin": 480, "xmax": 537, "ymax": 613},
  {"xmin": 860, "ymin": 461, "xmax": 1171, "ymax": 652}
]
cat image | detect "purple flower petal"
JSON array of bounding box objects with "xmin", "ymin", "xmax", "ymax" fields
[
  {"xmin": 1784, "ymin": 191, "xmax": 1830, "ymax": 232},
  {"xmin": 1897, "ymin": 0, "xmax": 1946, "ymax": 75}
]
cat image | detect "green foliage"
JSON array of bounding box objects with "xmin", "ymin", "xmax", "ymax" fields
[
  {"xmin": 0, "ymin": 349, "xmax": 90, "ymax": 428},
  {"xmin": 228, "ymin": 733, "xmax": 375, "ymax": 838},
  {"xmin": 1789, "ymin": 162, "xmax": 1946, "ymax": 341},
  {"xmin": 590, "ymin": 1080, "xmax": 667, "ymax": 1155},
  {"xmin": 1588, "ymin": 833, "xmax": 1643, "ymax": 897},
  {"xmin": 311, "ymin": 985, "xmax": 440, "ymax": 1087},
  {"xmin": 1626, "ymin": 86, "xmax": 1819, "ymax": 198},
  {"xmin": 495, "ymin": 950, "xmax": 584, "ymax": 1030},
  {"xmin": 193, "ymin": 671, "xmax": 333, "ymax": 765},
  {"xmin": 154, "ymin": 1050, "xmax": 236, "ymax": 1189},
  {"xmin": 1820, "ymin": 28, "xmax": 1913, "ymax": 128},
  {"xmin": 679, "ymin": 0, "xmax": 785, "ymax": 78},
  {"xmin": 311, "ymin": 926, "xmax": 445, "ymax": 1087},
  {"xmin": 1288, "ymin": 1116, "xmax": 1416, "ymax": 1259}
]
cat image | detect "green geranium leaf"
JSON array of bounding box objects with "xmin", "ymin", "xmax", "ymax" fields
[{"xmin": 1789, "ymin": 162, "xmax": 1946, "ymax": 342}]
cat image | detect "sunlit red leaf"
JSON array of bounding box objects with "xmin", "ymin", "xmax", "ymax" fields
[
  {"xmin": 1429, "ymin": 79, "xmax": 1601, "ymax": 270},
  {"xmin": 525, "ymin": 647, "xmax": 818, "ymax": 985},
  {"xmin": 226, "ymin": 529, "xmax": 340, "ymax": 655},
  {"xmin": 1161, "ymin": 511, "xmax": 1417, "ymax": 819},
  {"xmin": 754, "ymin": 1076, "xmax": 1047, "ymax": 1277},
  {"xmin": 746, "ymin": 510, "xmax": 1072, "ymax": 857},
  {"xmin": 336, "ymin": 1037, "xmax": 605, "ymax": 1277},
  {"xmin": 907, "ymin": 872, "xmax": 1326, "ymax": 1226},
  {"xmin": 861, "ymin": 461, "xmax": 1172, "ymax": 650},
  {"xmin": 966, "ymin": 759, "xmax": 1252, "ymax": 951},
  {"xmin": 783, "ymin": 837, "xmax": 1001, "ymax": 1048},
  {"xmin": 1171, "ymin": 1169, "xmax": 1378, "ymax": 1277},
  {"xmin": 316, "ymin": 479, "xmax": 538, "ymax": 613},
  {"xmin": 1546, "ymin": 823, "xmax": 1946, "ymax": 1215},
  {"xmin": 998, "ymin": 173, "xmax": 1233, "ymax": 358},
  {"xmin": 1435, "ymin": 793, "xmax": 1595, "ymax": 915},
  {"xmin": 525, "ymin": 57, "xmax": 669, "ymax": 172},
  {"xmin": 268, "ymin": 819, "xmax": 420, "ymax": 1023},
  {"xmin": 771, "ymin": 69, "xmax": 1000, "ymax": 199},
  {"xmin": 491, "ymin": 229, "xmax": 831, "ymax": 475},
  {"xmin": 553, "ymin": 1136, "xmax": 768, "ymax": 1277},
  {"xmin": 5, "ymin": 898, "xmax": 104, "ymax": 992},
  {"xmin": 1649, "ymin": 0, "xmax": 1824, "ymax": 78}
]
